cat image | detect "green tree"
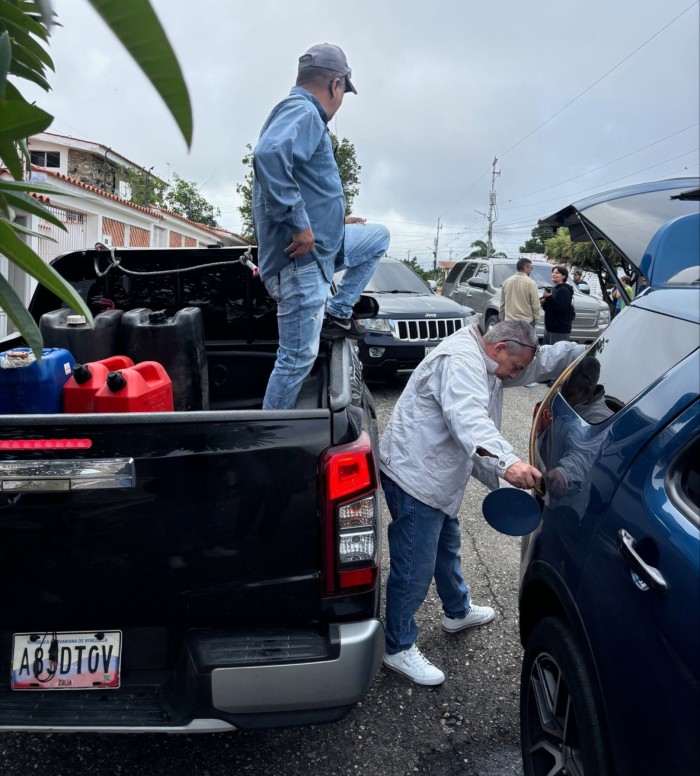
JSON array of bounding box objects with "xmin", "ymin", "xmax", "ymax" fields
[
  {"xmin": 236, "ymin": 132, "xmax": 362, "ymax": 240},
  {"xmin": 401, "ymin": 256, "xmax": 430, "ymax": 281},
  {"xmin": 164, "ymin": 173, "xmax": 220, "ymax": 227},
  {"xmin": 235, "ymin": 144, "xmax": 254, "ymax": 242},
  {"xmin": 334, "ymin": 135, "xmax": 361, "ymax": 215},
  {"xmin": 544, "ymin": 227, "xmax": 629, "ymax": 308},
  {"xmin": 0, "ymin": 0, "xmax": 192, "ymax": 355},
  {"xmin": 466, "ymin": 239, "xmax": 506, "ymax": 258},
  {"xmin": 117, "ymin": 164, "xmax": 166, "ymax": 208},
  {"xmin": 519, "ymin": 224, "xmax": 553, "ymax": 254}
]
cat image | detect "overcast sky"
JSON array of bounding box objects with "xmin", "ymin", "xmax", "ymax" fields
[{"xmin": 26, "ymin": 0, "xmax": 700, "ymax": 267}]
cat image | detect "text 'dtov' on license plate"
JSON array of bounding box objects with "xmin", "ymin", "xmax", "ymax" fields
[{"xmin": 11, "ymin": 631, "xmax": 121, "ymax": 690}]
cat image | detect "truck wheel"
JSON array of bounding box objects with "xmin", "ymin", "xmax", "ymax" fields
[{"xmin": 520, "ymin": 617, "xmax": 612, "ymax": 776}]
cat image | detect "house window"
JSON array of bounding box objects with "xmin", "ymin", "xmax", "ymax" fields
[{"xmin": 30, "ymin": 150, "xmax": 61, "ymax": 168}]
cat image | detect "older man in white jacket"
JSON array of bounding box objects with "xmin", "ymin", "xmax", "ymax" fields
[{"xmin": 380, "ymin": 320, "xmax": 584, "ymax": 686}]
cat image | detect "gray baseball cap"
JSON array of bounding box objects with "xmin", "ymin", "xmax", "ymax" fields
[{"xmin": 298, "ymin": 43, "xmax": 357, "ymax": 94}]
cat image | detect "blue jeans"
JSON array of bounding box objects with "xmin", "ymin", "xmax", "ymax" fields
[
  {"xmin": 381, "ymin": 472, "xmax": 471, "ymax": 654},
  {"xmin": 263, "ymin": 222, "xmax": 390, "ymax": 410},
  {"xmin": 263, "ymin": 261, "xmax": 327, "ymax": 410},
  {"xmin": 327, "ymin": 223, "xmax": 390, "ymax": 319}
]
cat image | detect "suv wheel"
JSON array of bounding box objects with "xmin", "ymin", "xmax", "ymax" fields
[
  {"xmin": 484, "ymin": 313, "xmax": 499, "ymax": 332},
  {"xmin": 521, "ymin": 617, "xmax": 611, "ymax": 776}
]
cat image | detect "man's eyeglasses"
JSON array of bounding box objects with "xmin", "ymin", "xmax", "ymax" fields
[{"xmin": 501, "ymin": 339, "xmax": 539, "ymax": 355}]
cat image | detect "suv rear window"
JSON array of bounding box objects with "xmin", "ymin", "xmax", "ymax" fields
[
  {"xmin": 560, "ymin": 306, "xmax": 698, "ymax": 423},
  {"xmin": 445, "ymin": 263, "xmax": 466, "ymax": 284}
]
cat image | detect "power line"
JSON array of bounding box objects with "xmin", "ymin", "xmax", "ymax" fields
[
  {"xmin": 499, "ymin": 1, "xmax": 699, "ymax": 159},
  {"xmin": 502, "ymin": 123, "xmax": 699, "ymax": 205}
]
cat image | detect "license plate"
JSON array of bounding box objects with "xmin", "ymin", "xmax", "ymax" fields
[{"xmin": 11, "ymin": 630, "xmax": 121, "ymax": 690}]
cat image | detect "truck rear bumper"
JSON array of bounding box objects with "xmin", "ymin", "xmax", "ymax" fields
[
  {"xmin": 0, "ymin": 620, "xmax": 385, "ymax": 733},
  {"xmin": 212, "ymin": 619, "xmax": 385, "ymax": 715}
]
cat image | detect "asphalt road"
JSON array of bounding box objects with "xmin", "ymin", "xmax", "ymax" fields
[{"xmin": 0, "ymin": 376, "xmax": 549, "ymax": 776}]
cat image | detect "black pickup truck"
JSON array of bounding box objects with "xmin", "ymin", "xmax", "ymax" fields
[{"xmin": 0, "ymin": 245, "xmax": 384, "ymax": 733}]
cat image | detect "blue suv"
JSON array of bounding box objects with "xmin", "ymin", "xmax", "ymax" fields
[{"xmin": 515, "ymin": 179, "xmax": 699, "ymax": 775}]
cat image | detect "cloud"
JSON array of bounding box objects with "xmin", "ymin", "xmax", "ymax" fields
[{"xmin": 25, "ymin": 0, "xmax": 700, "ymax": 265}]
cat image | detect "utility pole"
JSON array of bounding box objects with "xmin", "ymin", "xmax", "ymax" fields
[
  {"xmin": 485, "ymin": 157, "xmax": 500, "ymax": 259},
  {"xmin": 432, "ymin": 218, "xmax": 442, "ymax": 279}
]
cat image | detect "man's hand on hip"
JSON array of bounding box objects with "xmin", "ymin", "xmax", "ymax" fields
[
  {"xmin": 504, "ymin": 461, "xmax": 543, "ymax": 490},
  {"xmin": 285, "ymin": 227, "xmax": 315, "ymax": 259}
]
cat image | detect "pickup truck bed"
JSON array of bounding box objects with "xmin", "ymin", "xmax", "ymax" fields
[{"xmin": 0, "ymin": 246, "xmax": 384, "ymax": 732}]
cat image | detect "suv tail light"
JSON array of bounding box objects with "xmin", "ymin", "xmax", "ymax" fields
[{"xmin": 319, "ymin": 432, "xmax": 379, "ymax": 596}]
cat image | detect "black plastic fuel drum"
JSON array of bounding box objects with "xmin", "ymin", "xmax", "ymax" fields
[
  {"xmin": 39, "ymin": 309, "xmax": 124, "ymax": 364},
  {"xmin": 120, "ymin": 307, "xmax": 209, "ymax": 411}
]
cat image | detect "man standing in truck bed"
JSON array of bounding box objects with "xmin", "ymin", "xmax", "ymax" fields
[{"xmin": 253, "ymin": 43, "xmax": 389, "ymax": 410}]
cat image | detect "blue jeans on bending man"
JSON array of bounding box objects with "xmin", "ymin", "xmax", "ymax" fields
[
  {"xmin": 381, "ymin": 472, "xmax": 495, "ymax": 686},
  {"xmin": 263, "ymin": 222, "xmax": 389, "ymax": 410}
]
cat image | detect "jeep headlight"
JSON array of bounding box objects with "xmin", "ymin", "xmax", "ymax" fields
[
  {"xmin": 598, "ymin": 308, "xmax": 610, "ymax": 324},
  {"xmin": 463, "ymin": 313, "xmax": 479, "ymax": 326},
  {"xmin": 363, "ymin": 318, "xmax": 392, "ymax": 333}
]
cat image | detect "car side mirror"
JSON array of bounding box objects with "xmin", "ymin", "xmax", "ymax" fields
[
  {"xmin": 353, "ymin": 294, "xmax": 380, "ymax": 319},
  {"xmin": 469, "ymin": 279, "xmax": 488, "ymax": 289}
]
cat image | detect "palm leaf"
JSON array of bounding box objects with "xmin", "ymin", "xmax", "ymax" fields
[
  {"xmin": 2, "ymin": 189, "xmax": 66, "ymax": 228},
  {"xmin": 0, "ymin": 0, "xmax": 50, "ymax": 40},
  {"xmin": 86, "ymin": 0, "xmax": 192, "ymax": 148},
  {"xmin": 0, "ymin": 97, "xmax": 52, "ymax": 142},
  {"xmin": 0, "ymin": 138, "xmax": 23, "ymax": 178},
  {"xmin": 0, "ymin": 219, "xmax": 93, "ymax": 324},
  {"xmin": 0, "ymin": 271, "xmax": 43, "ymax": 357},
  {"xmin": 0, "ymin": 31, "xmax": 10, "ymax": 99}
]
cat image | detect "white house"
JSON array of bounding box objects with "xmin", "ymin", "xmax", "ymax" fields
[{"xmin": 1, "ymin": 132, "xmax": 249, "ymax": 338}]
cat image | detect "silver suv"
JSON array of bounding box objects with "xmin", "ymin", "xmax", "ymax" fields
[{"xmin": 441, "ymin": 258, "xmax": 610, "ymax": 342}]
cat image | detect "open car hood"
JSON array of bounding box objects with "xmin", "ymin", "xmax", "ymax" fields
[{"xmin": 539, "ymin": 177, "xmax": 700, "ymax": 286}]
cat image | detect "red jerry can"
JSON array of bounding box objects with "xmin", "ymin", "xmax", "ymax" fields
[
  {"xmin": 93, "ymin": 361, "xmax": 174, "ymax": 413},
  {"xmin": 63, "ymin": 355, "xmax": 135, "ymax": 413}
]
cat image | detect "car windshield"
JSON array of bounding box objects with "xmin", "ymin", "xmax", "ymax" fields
[
  {"xmin": 363, "ymin": 261, "xmax": 432, "ymax": 294},
  {"xmin": 492, "ymin": 263, "xmax": 554, "ymax": 288}
]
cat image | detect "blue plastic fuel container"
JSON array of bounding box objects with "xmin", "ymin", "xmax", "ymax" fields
[
  {"xmin": 39, "ymin": 308, "xmax": 124, "ymax": 364},
  {"xmin": 121, "ymin": 307, "xmax": 208, "ymax": 411},
  {"xmin": 0, "ymin": 348, "xmax": 76, "ymax": 414}
]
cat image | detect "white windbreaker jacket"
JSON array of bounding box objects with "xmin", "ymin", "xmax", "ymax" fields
[{"xmin": 379, "ymin": 326, "xmax": 585, "ymax": 515}]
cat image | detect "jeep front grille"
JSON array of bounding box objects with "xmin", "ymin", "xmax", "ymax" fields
[{"xmin": 392, "ymin": 318, "xmax": 464, "ymax": 342}]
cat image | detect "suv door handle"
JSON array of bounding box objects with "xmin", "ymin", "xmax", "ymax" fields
[{"xmin": 617, "ymin": 529, "xmax": 668, "ymax": 595}]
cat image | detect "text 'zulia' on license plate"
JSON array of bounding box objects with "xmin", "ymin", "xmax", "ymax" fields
[{"xmin": 11, "ymin": 631, "xmax": 122, "ymax": 690}]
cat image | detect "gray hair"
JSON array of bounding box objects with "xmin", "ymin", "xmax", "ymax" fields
[
  {"xmin": 296, "ymin": 66, "xmax": 346, "ymax": 90},
  {"xmin": 483, "ymin": 320, "xmax": 538, "ymax": 353}
]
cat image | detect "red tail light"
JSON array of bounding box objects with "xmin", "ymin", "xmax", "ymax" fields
[
  {"xmin": 320, "ymin": 432, "xmax": 379, "ymax": 596},
  {"xmin": 0, "ymin": 439, "xmax": 93, "ymax": 450}
]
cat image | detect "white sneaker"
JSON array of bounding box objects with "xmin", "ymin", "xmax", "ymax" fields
[
  {"xmin": 382, "ymin": 645, "xmax": 445, "ymax": 686},
  {"xmin": 442, "ymin": 604, "xmax": 495, "ymax": 633}
]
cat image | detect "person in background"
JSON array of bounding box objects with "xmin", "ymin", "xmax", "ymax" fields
[
  {"xmin": 541, "ymin": 265, "xmax": 574, "ymax": 344},
  {"xmin": 612, "ymin": 275, "xmax": 634, "ymax": 317},
  {"xmin": 380, "ymin": 320, "xmax": 585, "ymax": 686},
  {"xmin": 572, "ymin": 268, "xmax": 590, "ymax": 294},
  {"xmin": 500, "ymin": 258, "xmax": 541, "ymax": 328},
  {"xmin": 252, "ymin": 43, "xmax": 388, "ymax": 410}
]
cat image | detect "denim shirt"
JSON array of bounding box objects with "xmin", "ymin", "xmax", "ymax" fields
[{"xmin": 252, "ymin": 87, "xmax": 345, "ymax": 283}]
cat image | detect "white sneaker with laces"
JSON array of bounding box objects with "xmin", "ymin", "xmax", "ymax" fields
[
  {"xmin": 382, "ymin": 645, "xmax": 445, "ymax": 686},
  {"xmin": 442, "ymin": 603, "xmax": 495, "ymax": 633}
]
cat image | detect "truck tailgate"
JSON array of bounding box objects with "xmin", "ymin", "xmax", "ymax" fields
[{"xmin": 0, "ymin": 410, "xmax": 331, "ymax": 631}]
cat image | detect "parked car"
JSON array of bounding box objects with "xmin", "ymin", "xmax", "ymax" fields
[
  {"xmin": 441, "ymin": 257, "xmax": 610, "ymax": 342},
  {"xmin": 489, "ymin": 177, "xmax": 700, "ymax": 775},
  {"xmin": 337, "ymin": 257, "xmax": 478, "ymax": 381}
]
